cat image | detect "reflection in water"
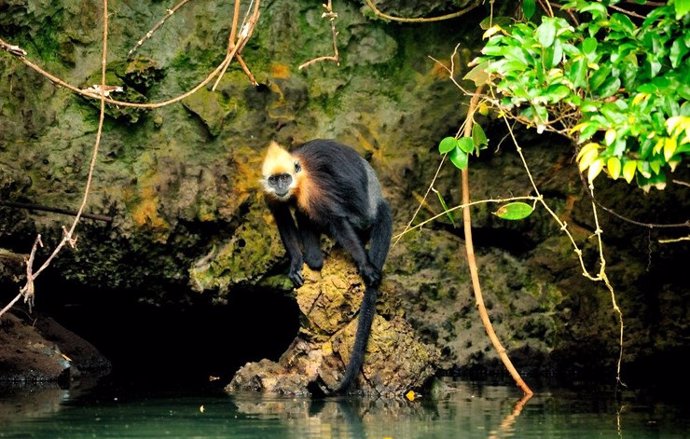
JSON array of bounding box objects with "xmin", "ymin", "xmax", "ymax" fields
[
  {"xmin": 1, "ymin": 380, "xmax": 690, "ymax": 439},
  {"xmin": 487, "ymin": 390, "xmax": 532, "ymax": 439},
  {"xmin": 0, "ymin": 383, "xmax": 70, "ymax": 424}
]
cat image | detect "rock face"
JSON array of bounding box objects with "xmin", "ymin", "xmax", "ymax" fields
[
  {"xmin": 0, "ymin": 312, "xmax": 110, "ymax": 385},
  {"xmin": 0, "ymin": 0, "xmax": 689, "ymax": 389},
  {"xmin": 227, "ymin": 250, "xmax": 440, "ymax": 395}
]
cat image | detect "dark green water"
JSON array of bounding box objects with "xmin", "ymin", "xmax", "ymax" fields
[{"xmin": 2, "ymin": 381, "xmax": 689, "ymax": 439}]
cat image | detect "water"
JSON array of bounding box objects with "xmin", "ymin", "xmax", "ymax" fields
[{"xmin": 2, "ymin": 380, "xmax": 689, "ymax": 438}]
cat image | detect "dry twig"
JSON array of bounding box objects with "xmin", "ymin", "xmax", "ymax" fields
[
  {"xmin": 299, "ymin": 1, "xmax": 340, "ymax": 71},
  {"xmin": 127, "ymin": 0, "xmax": 194, "ymax": 58},
  {"xmin": 0, "ymin": 0, "xmax": 111, "ymax": 319},
  {"xmin": 363, "ymin": 0, "xmax": 482, "ymax": 23}
]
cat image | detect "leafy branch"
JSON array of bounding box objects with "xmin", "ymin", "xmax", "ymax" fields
[{"xmin": 473, "ymin": 0, "xmax": 690, "ymax": 192}]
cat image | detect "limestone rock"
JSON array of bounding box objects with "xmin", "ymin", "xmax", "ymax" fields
[{"xmin": 227, "ymin": 250, "xmax": 440, "ymax": 396}]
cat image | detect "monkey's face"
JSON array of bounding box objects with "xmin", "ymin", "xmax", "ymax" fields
[
  {"xmin": 265, "ymin": 166, "xmax": 299, "ymax": 199},
  {"xmin": 262, "ymin": 141, "xmax": 302, "ymax": 201}
]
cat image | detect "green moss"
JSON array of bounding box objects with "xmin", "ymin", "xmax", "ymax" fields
[{"xmin": 189, "ymin": 205, "xmax": 284, "ymax": 294}]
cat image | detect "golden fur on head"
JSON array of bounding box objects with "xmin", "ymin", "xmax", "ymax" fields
[
  {"xmin": 261, "ymin": 141, "xmax": 315, "ymax": 214},
  {"xmin": 262, "ymin": 141, "xmax": 304, "ymax": 202},
  {"xmin": 262, "ymin": 141, "xmax": 294, "ymax": 178}
]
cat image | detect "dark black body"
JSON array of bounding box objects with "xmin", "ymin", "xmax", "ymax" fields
[{"xmin": 266, "ymin": 139, "xmax": 392, "ymax": 392}]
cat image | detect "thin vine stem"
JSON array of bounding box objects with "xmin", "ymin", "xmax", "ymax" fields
[
  {"xmin": 0, "ymin": 0, "xmax": 110, "ymax": 319},
  {"xmin": 462, "ymin": 86, "xmax": 534, "ymax": 396},
  {"xmin": 363, "ymin": 0, "xmax": 482, "ymax": 23}
]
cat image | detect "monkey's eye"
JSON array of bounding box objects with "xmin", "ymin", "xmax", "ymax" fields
[{"xmin": 294, "ymin": 162, "xmax": 301, "ymax": 173}]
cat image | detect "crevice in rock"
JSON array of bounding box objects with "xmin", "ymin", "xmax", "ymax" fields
[{"xmin": 34, "ymin": 281, "xmax": 300, "ymax": 389}]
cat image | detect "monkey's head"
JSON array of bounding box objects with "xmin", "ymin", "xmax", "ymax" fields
[{"xmin": 262, "ymin": 141, "xmax": 302, "ymax": 201}]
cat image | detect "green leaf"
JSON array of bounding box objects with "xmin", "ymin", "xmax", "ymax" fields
[
  {"xmin": 580, "ymin": 2, "xmax": 608, "ymax": 19},
  {"xmin": 609, "ymin": 13, "xmax": 635, "ymax": 36},
  {"xmin": 582, "ymin": 37, "xmax": 597, "ymax": 56},
  {"xmin": 675, "ymin": 0, "xmax": 690, "ymax": 19},
  {"xmin": 544, "ymin": 84, "xmax": 571, "ymax": 102},
  {"xmin": 438, "ymin": 137, "xmax": 458, "ymax": 154},
  {"xmin": 481, "ymin": 44, "xmax": 507, "ymax": 57},
  {"xmin": 546, "ymin": 38, "xmax": 564, "ymax": 68},
  {"xmin": 449, "ymin": 147, "xmax": 469, "ymax": 170},
  {"xmin": 494, "ymin": 59, "xmax": 528, "ymax": 75},
  {"xmin": 433, "ymin": 189, "xmax": 456, "ymax": 228},
  {"xmin": 536, "ymin": 18, "xmax": 557, "ymax": 48},
  {"xmin": 590, "ymin": 64, "xmax": 612, "ymax": 91},
  {"xmin": 568, "ymin": 58, "xmax": 587, "ymax": 89},
  {"xmin": 523, "ymin": 0, "xmax": 536, "ymax": 19},
  {"xmin": 493, "ymin": 202, "xmax": 534, "ymax": 220},
  {"xmin": 457, "ymin": 136, "xmax": 475, "ymax": 154},
  {"xmin": 472, "ymin": 124, "xmax": 488, "ymax": 149},
  {"xmin": 596, "ymin": 76, "xmax": 621, "ymax": 98},
  {"xmin": 464, "ymin": 61, "xmax": 490, "ymax": 87}
]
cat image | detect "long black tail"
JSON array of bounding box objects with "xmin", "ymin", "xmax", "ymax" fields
[
  {"xmin": 335, "ymin": 201, "xmax": 391, "ymax": 393},
  {"xmin": 334, "ymin": 285, "xmax": 378, "ymax": 393}
]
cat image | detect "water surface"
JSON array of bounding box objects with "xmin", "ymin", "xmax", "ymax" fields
[{"xmin": 2, "ymin": 381, "xmax": 689, "ymax": 438}]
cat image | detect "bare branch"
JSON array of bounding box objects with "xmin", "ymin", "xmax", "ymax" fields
[
  {"xmin": 0, "ymin": 0, "xmax": 111, "ymax": 319},
  {"xmin": 127, "ymin": 0, "xmax": 194, "ymax": 58},
  {"xmin": 299, "ymin": 1, "xmax": 340, "ymax": 71},
  {"xmin": 0, "ymin": 201, "xmax": 113, "ymax": 222},
  {"xmin": 363, "ymin": 0, "xmax": 482, "ymax": 23}
]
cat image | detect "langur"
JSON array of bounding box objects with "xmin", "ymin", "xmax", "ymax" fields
[{"xmin": 261, "ymin": 139, "xmax": 392, "ymax": 392}]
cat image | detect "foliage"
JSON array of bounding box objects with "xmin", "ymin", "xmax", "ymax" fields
[
  {"xmin": 469, "ymin": 0, "xmax": 690, "ymax": 191},
  {"xmin": 437, "ymin": 123, "xmax": 488, "ymax": 170}
]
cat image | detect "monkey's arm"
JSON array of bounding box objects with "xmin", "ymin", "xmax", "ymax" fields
[
  {"xmin": 295, "ymin": 210, "xmax": 323, "ymax": 270},
  {"xmin": 329, "ymin": 218, "xmax": 381, "ymax": 287},
  {"xmin": 268, "ymin": 201, "xmax": 304, "ymax": 287}
]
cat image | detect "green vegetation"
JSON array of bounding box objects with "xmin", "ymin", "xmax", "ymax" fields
[{"xmin": 470, "ymin": 0, "xmax": 690, "ymax": 191}]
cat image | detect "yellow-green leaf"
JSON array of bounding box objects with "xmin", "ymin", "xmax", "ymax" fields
[
  {"xmin": 653, "ymin": 138, "xmax": 665, "ymax": 155},
  {"xmin": 666, "ymin": 115, "xmax": 690, "ymax": 135},
  {"xmin": 576, "ymin": 142, "xmax": 600, "ymax": 162},
  {"xmin": 588, "ymin": 159, "xmax": 604, "ymax": 183},
  {"xmin": 478, "ymin": 102, "xmax": 490, "ymax": 116},
  {"xmin": 664, "ymin": 137, "xmax": 677, "ymax": 161},
  {"xmin": 433, "ymin": 189, "xmax": 456, "ymax": 228},
  {"xmin": 605, "ymin": 129, "xmax": 616, "ymax": 146},
  {"xmin": 464, "ymin": 62, "xmax": 490, "ymax": 88},
  {"xmin": 607, "ymin": 157, "xmax": 621, "ymax": 180},
  {"xmin": 577, "ymin": 143, "xmax": 600, "ymax": 173},
  {"xmin": 483, "ymin": 25, "xmax": 503, "ymax": 39},
  {"xmin": 570, "ymin": 122, "xmax": 588, "ymax": 135},
  {"xmin": 637, "ymin": 161, "xmax": 652, "ymax": 178},
  {"xmin": 632, "ymin": 93, "xmax": 648, "ymax": 106},
  {"xmin": 493, "ymin": 202, "xmax": 534, "ymax": 220},
  {"xmin": 623, "ymin": 160, "xmax": 637, "ymax": 183}
]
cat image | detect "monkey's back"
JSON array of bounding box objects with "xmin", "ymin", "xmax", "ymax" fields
[{"xmin": 293, "ymin": 139, "xmax": 381, "ymax": 229}]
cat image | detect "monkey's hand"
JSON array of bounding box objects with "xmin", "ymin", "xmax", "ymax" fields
[
  {"xmin": 288, "ymin": 258, "xmax": 304, "ymax": 288},
  {"xmin": 359, "ymin": 263, "xmax": 381, "ymax": 288}
]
